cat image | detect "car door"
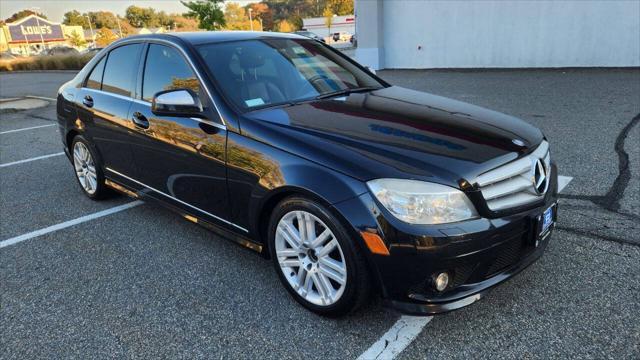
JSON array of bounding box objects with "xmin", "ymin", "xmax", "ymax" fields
[
  {"xmin": 126, "ymin": 42, "xmax": 231, "ymax": 225},
  {"xmin": 76, "ymin": 43, "xmax": 144, "ymax": 179}
]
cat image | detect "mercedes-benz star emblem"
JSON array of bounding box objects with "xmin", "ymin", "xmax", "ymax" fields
[{"xmin": 532, "ymin": 159, "xmax": 548, "ymax": 195}]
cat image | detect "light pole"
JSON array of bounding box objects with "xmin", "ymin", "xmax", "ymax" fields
[
  {"xmin": 85, "ymin": 15, "xmax": 95, "ymax": 47},
  {"xmin": 116, "ymin": 17, "xmax": 123, "ymax": 38},
  {"xmin": 248, "ymin": 8, "xmax": 254, "ymax": 31},
  {"xmin": 30, "ymin": 8, "xmax": 46, "ymax": 53}
]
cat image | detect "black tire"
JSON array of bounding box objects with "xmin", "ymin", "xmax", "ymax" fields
[
  {"xmin": 268, "ymin": 196, "xmax": 371, "ymax": 316},
  {"xmin": 70, "ymin": 135, "xmax": 110, "ymax": 200}
]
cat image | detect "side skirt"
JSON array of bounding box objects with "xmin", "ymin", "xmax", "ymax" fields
[{"xmin": 105, "ymin": 177, "xmax": 264, "ymax": 254}]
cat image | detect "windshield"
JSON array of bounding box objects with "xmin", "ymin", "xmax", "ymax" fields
[{"xmin": 197, "ymin": 38, "xmax": 384, "ymax": 111}]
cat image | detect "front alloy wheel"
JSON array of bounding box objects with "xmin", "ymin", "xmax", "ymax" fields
[
  {"xmin": 269, "ymin": 197, "xmax": 371, "ymax": 316},
  {"xmin": 275, "ymin": 210, "xmax": 347, "ymax": 306}
]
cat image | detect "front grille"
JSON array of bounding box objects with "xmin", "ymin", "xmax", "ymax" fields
[{"xmin": 475, "ymin": 141, "xmax": 550, "ymax": 211}]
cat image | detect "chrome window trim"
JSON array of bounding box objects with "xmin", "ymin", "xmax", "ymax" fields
[
  {"xmin": 106, "ymin": 167, "xmax": 248, "ymax": 233},
  {"xmin": 82, "ymin": 37, "xmax": 227, "ymax": 128}
]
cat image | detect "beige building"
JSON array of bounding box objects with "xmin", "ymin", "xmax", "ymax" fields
[{"xmin": 0, "ymin": 15, "xmax": 85, "ymax": 55}]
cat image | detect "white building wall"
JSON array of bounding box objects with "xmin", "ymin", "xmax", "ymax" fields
[{"xmin": 358, "ymin": 0, "xmax": 640, "ymax": 69}]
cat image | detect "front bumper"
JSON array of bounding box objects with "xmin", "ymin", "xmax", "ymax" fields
[{"xmin": 332, "ymin": 165, "xmax": 558, "ymax": 315}]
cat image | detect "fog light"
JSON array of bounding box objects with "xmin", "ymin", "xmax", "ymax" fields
[{"xmin": 434, "ymin": 272, "xmax": 449, "ymax": 292}]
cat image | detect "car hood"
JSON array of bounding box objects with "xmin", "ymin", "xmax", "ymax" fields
[{"xmin": 241, "ymin": 86, "xmax": 544, "ymax": 186}]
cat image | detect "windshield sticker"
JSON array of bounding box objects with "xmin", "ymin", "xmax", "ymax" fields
[
  {"xmin": 245, "ymin": 98, "xmax": 266, "ymax": 107},
  {"xmin": 292, "ymin": 46, "xmax": 308, "ymax": 56}
]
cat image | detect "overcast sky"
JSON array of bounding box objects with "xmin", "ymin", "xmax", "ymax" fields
[{"xmin": 1, "ymin": 0, "xmax": 252, "ymax": 23}]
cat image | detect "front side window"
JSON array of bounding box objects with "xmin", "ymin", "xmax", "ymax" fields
[
  {"xmin": 142, "ymin": 44, "xmax": 200, "ymax": 102},
  {"xmin": 102, "ymin": 43, "xmax": 143, "ymax": 97},
  {"xmin": 197, "ymin": 39, "xmax": 383, "ymax": 111},
  {"xmin": 85, "ymin": 56, "xmax": 106, "ymax": 90}
]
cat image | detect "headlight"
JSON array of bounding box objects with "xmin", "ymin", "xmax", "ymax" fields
[{"xmin": 367, "ymin": 179, "xmax": 478, "ymax": 225}]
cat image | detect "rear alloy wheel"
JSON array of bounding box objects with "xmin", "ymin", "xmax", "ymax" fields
[
  {"xmin": 73, "ymin": 141, "xmax": 98, "ymax": 195},
  {"xmin": 71, "ymin": 135, "xmax": 109, "ymax": 199},
  {"xmin": 269, "ymin": 197, "xmax": 370, "ymax": 316}
]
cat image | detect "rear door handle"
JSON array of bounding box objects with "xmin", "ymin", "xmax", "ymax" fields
[
  {"xmin": 82, "ymin": 95, "xmax": 93, "ymax": 108},
  {"xmin": 132, "ymin": 111, "xmax": 150, "ymax": 129}
]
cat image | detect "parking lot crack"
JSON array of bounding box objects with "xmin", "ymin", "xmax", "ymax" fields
[{"xmin": 559, "ymin": 113, "xmax": 639, "ymax": 214}]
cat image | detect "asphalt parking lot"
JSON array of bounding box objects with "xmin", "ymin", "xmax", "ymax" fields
[{"xmin": 1, "ymin": 68, "xmax": 638, "ymax": 359}]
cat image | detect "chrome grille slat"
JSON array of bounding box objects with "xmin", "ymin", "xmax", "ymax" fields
[
  {"xmin": 482, "ymin": 175, "xmax": 533, "ymax": 200},
  {"xmin": 476, "ymin": 157, "xmax": 530, "ymax": 187},
  {"xmin": 475, "ymin": 141, "xmax": 550, "ymax": 211}
]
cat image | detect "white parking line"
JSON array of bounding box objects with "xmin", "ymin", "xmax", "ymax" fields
[
  {"xmin": 358, "ymin": 316, "xmax": 432, "ymax": 360},
  {"xmin": 558, "ymin": 176, "xmax": 573, "ymax": 193},
  {"xmin": 0, "ymin": 124, "xmax": 56, "ymax": 134},
  {"xmin": 25, "ymin": 95, "xmax": 57, "ymax": 102},
  {"xmin": 0, "ymin": 152, "xmax": 65, "ymax": 168},
  {"xmin": 0, "ymin": 201, "xmax": 144, "ymax": 249}
]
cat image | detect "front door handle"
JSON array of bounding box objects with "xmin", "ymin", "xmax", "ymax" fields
[
  {"xmin": 82, "ymin": 95, "xmax": 93, "ymax": 108},
  {"xmin": 131, "ymin": 111, "xmax": 150, "ymax": 129}
]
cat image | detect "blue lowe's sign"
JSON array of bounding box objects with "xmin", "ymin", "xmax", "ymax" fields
[{"xmin": 8, "ymin": 15, "xmax": 65, "ymax": 43}]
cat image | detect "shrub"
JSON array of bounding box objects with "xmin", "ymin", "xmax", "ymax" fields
[{"xmin": 0, "ymin": 54, "xmax": 94, "ymax": 72}]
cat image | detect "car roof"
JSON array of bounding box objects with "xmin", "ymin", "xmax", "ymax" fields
[{"xmin": 121, "ymin": 31, "xmax": 308, "ymax": 46}]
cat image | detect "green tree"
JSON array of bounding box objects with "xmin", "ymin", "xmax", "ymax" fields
[
  {"xmin": 181, "ymin": 0, "xmax": 226, "ymax": 30},
  {"xmin": 95, "ymin": 28, "xmax": 117, "ymax": 47},
  {"xmin": 246, "ymin": 3, "xmax": 273, "ymax": 30},
  {"xmin": 125, "ymin": 5, "xmax": 159, "ymax": 28},
  {"xmin": 173, "ymin": 16, "xmax": 199, "ymax": 32},
  {"xmin": 88, "ymin": 11, "xmax": 119, "ymax": 30},
  {"xmin": 5, "ymin": 9, "xmax": 47, "ymax": 23},
  {"xmin": 323, "ymin": 7, "xmax": 333, "ymax": 37},
  {"xmin": 277, "ymin": 19, "xmax": 293, "ymax": 33},
  {"xmin": 66, "ymin": 30, "xmax": 86, "ymax": 47},
  {"xmin": 63, "ymin": 10, "xmax": 87, "ymax": 28},
  {"xmin": 328, "ymin": 0, "xmax": 353, "ymax": 16}
]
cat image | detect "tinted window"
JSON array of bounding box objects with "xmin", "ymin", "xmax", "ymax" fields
[
  {"xmin": 86, "ymin": 56, "xmax": 106, "ymax": 90},
  {"xmin": 102, "ymin": 44, "xmax": 143, "ymax": 97},
  {"xmin": 142, "ymin": 44, "xmax": 200, "ymax": 102},
  {"xmin": 197, "ymin": 39, "xmax": 383, "ymax": 111}
]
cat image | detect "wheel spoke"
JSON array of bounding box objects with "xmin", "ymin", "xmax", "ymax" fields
[
  {"xmin": 87, "ymin": 174, "xmax": 97, "ymax": 191},
  {"xmin": 312, "ymin": 272, "xmax": 333, "ymax": 304},
  {"xmin": 295, "ymin": 266, "xmax": 307, "ymax": 289},
  {"xmin": 296, "ymin": 212, "xmax": 306, "ymax": 242},
  {"xmin": 302, "ymin": 271, "xmax": 313, "ymax": 295},
  {"xmin": 278, "ymin": 226, "xmax": 301, "ymax": 250},
  {"xmin": 276, "ymin": 249, "xmax": 298, "ymax": 258},
  {"xmin": 310, "ymin": 228, "xmax": 331, "ymax": 248},
  {"xmin": 304, "ymin": 213, "xmax": 315, "ymax": 244},
  {"xmin": 319, "ymin": 259, "xmax": 346, "ymax": 285},
  {"xmin": 317, "ymin": 238, "xmax": 338, "ymax": 258},
  {"xmin": 279, "ymin": 258, "xmax": 301, "ymax": 268}
]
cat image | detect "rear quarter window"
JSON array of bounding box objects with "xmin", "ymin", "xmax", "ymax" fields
[{"xmin": 85, "ymin": 56, "xmax": 106, "ymax": 90}]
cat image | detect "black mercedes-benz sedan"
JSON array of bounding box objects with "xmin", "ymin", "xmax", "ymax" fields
[{"xmin": 56, "ymin": 32, "xmax": 558, "ymax": 316}]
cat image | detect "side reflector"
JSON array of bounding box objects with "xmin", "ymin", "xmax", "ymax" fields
[{"xmin": 361, "ymin": 231, "xmax": 390, "ymax": 256}]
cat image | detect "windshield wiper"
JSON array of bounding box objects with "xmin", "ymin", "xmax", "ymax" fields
[{"xmin": 315, "ymin": 87, "xmax": 381, "ymax": 100}]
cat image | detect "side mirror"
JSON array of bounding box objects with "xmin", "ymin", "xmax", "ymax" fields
[
  {"xmin": 151, "ymin": 89, "xmax": 203, "ymax": 118},
  {"xmin": 366, "ymin": 66, "xmax": 377, "ymax": 75}
]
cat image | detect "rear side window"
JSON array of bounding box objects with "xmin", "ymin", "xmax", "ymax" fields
[
  {"xmin": 102, "ymin": 43, "xmax": 143, "ymax": 97},
  {"xmin": 142, "ymin": 44, "xmax": 200, "ymax": 102},
  {"xmin": 86, "ymin": 57, "xmax": 106, "ymax": 90}
]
